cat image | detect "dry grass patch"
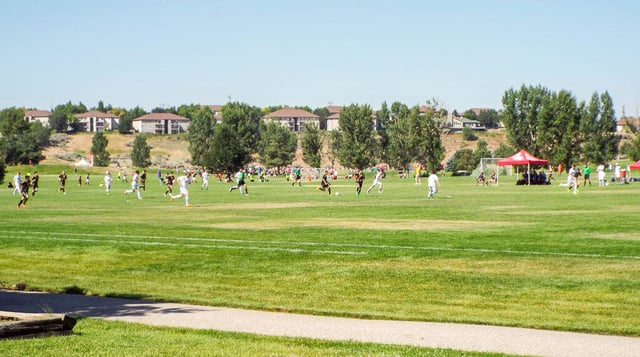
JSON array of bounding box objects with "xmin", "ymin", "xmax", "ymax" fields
[{"xmin": 206, "ymin": 218, "xmax": 520, "ymax": 231}]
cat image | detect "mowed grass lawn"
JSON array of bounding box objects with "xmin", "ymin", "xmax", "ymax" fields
[{"xmin": 2, "ymin": 166, "xmax": 640, "ymax": 339}]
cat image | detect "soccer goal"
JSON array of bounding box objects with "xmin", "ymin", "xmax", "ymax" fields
[{"xmin": 472, "ymin": 158, "xmax": 510, "ymax": 185}]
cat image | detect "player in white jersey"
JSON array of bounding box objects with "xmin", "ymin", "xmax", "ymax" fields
[
  {"xmin": 366, "ymin": 168, "xmax": 385, "ymax": 194},
  {"xmin": 170, "ymin": 172, "xmax": 193, "ymax": 206},
  {"xmin": 124, "ymin": 170, "xmax": 142, "ymax": 199},
  {"xmin": 427, "ymin": 170, "xmax": 440, "ymax": 199}
]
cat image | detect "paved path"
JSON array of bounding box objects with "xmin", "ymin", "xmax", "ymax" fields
[{"xmin": 2, "ymin": 289, "xmax": 639, "ymax": 356}]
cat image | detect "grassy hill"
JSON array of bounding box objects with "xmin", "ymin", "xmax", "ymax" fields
[{"xmin": 41, "ymin": 129, "xmax": 509, "ymax": 169}]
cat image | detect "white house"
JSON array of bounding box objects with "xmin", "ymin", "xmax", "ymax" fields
[
  {"xmin": 448, "ymin": 114, "xmax": 486, "ymax": 131},
  {"xmin": 24, "ymin": 109, "xmax": 52, "ymax": 127},
  {"xmin": 73, "ymin": 110, "xmax": 120, "ymax": 132},
  {"xmin": 132, "ymin": 112, "xmax": 190, "ymax": 134},
  {"xmin": 263, "ymin": 108, "xmax": 319, "ymax": 132},
  {"xmin": 325, "ymin": 112, "xmax": 340, "ymax": 131}
]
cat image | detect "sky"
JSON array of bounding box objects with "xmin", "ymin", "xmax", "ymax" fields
[{"xmin": 1, "ymin": 0, "xmax": 638, "ymax": 115}]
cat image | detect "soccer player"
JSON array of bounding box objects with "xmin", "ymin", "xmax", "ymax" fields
[
  {"xmin": 201, "ymin": 169, "xmax": 209, "ymax": 190},
  {"xmin": 12, "ymin": 172, "xmax": 21, "ymax": 195},
  {"xmin": 124, "ymin": 170, "xmax": 142, "ymax": 199},
  {"xmin": 30, "ymin": 171, "xmax": 39, "ymax": 196},
  {"xmin": 170, "ymin": 171, "xmax": 193, "ymax": 206},
  {"xmin": 164, "ymin": 171, "xmax": 175, "ymax": 196},
  {"xmin": 427, "ymin": 170, "xmax": 441, "ymax": 199},
  {"xmin": 355, "ymin": 169, "xmax": 365, "ymax": 197},
  {"xmin": 317, "ymin": 170, "xmax": 332, "ymax": 195},
  {"xmin": 229, "ymin": 168, "xmax": 248, "ymax": 194},
  {"xmin": 58, "ymin": 170, "xmax": 67, "ymax": 194},
  {"xmin": 367, "ymin": 168, "xmax": 384, "ymax": 194},
  {"xmin": 104, "ymin": 171, "xmax": 113, "ymax": 194},
  {"xmin": 17, "ymin": 175, "xmax": 30, "ymax": 209}
]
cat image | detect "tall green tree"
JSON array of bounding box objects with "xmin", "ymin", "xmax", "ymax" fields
[
  {"xmin": 597, "ymin": 91, "xmax": 619, "ymax": 163},
  {"xmin": 412, "ymin": 106, "xmax": 446, "ymax": 172},
  {"xmin": 0, "ymin": 107, "xmax": 48, "ymax": 164},
  {"xmin": 536, "ymin": 90, "xmax": 581, "ymax": 167},
  {"xmin": 131, "ymin": 135, "xmax": 151, "ymax": 168},
  {"xmin": 260, "ymin": 122, "xmax": 297, "ymax": 168},
  {"xmin": 473, "ymin": 139, "xmax": 492, "ymax": 167},
  {"xmin": 205, "ymin": 124, "xmax": 247, "ymax": 171},
  {"xmin": 501, "ymin": 84, "xmax": 549, "ymax": 155},
  {"xmin": 220, "ymin": 102, "xmax": 263, "ymax": 162},
  {"xmin": 91, "ymin": 132, "xmax": 110, "ymax": 167},
  {"xmin": 477, "ymin": 109, "xmax": 501, "ymax": 129},
  {"xmin": 120, "ymin": 106, "xmax": 146, "ymax": 134},
  {"xmin": 313, "ymin": 107, "xmax": 330, "ymax": 130},
  {"xmin": 385, "ymin": 103, "xmax": 413, "ymax": 171},
  {"xmin": 332, "ymin": 104, "xmax": 377, "ymax": 169},
  {"xmin": 188, "ymin": 106, "xmax": 215, "ymax": 166},
  {"xmin": 375, "ymin": 101, "xmax": 392, "ymax": 164},
  {"xmin": 301, "ymin": 122, "xmax": 323, "ymax": 167}
]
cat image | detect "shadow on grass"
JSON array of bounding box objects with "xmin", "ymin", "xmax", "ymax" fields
[{"xmin": 0, "ymin": 289, "xmax": 213, "ymax": 319}]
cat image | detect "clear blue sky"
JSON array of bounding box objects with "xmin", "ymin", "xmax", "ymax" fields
[{"xmin": 1, "ymin": 0, "xmax": 638, "ymax": 115}]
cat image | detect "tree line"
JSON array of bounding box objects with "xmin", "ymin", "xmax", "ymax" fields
[{"xmin": 0, "ymin": 85, "xmax": 631, "ymax": 185}]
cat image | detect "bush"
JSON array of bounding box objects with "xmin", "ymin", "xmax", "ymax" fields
[{"xmin": 462, "ymin": 127, "xmax": 477, "ymax": 141}]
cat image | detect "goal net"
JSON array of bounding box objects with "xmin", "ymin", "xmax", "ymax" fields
[{"xmin": 472, "ymin": 158, "xmax": 511, "ymax": 185}]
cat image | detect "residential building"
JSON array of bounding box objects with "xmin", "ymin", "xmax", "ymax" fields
[
  {"xmin": 448, "ymin": 114, "xmax": 486, "ymax": 131},
  {"xmin": 204, "ymin": 105, "xmax": 223, "ymax": 124},
  {"xmin": 73, "ymin": 110, "xmax": 120, "ymax": 132},
  {"xmin": 132, "ymin": 112, "xmax": 190, "ymax": 134},
  {"xmin": 326, "ymin": 112, "xmax": 340, "ymax": 131},
  {"xmin": 24, "ymin": 109, "xmax": 52, "ymax": 127},
  {"xmin": 617, "ymin": 117, "xmax": 639, "ymax": 133},
  {"xmin": 263, "ymin": 108, "xmax": 319, "ymax": 132}
]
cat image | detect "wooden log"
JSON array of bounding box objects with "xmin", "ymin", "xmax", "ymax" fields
[{"xmin": 0, "ymin": 312, "xmax": 76, "ymax": 339}]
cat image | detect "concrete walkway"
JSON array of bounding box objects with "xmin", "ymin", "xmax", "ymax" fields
[{"xmin": 2, "ymin": 289, "xmax": 639, "ymax": 356}]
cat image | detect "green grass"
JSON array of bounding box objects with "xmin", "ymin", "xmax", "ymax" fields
[
  {"xmin": 0, "ymin": 318, "xmax": 508, "ymax": 356},
  {"xmin": 1, "ymin": 167, "xmax": 640, "ymax": 343}
]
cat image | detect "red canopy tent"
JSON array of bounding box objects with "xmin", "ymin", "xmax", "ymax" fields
[
  {"xmin": 629, "ymin": 160, "xmax": 640, "ymax": 170},
  {"xmin": 497, "ymin": 149, "xmax": 549, "ymax": 185}
]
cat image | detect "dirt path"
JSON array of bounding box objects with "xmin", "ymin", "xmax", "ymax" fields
[{"xmin": 2, "ymin": 290, "xmax": 639, "ymax": 356}]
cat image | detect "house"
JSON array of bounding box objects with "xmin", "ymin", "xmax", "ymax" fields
[
  {"xmin": 447, "ymin": 114, "xmax": 486, "ymax": 131},
  {"xmin": 263, "ymin": 108, "xmax": 319, "ymax": 132},
  {"xmin": 132, "ymin": 112, "xmax": 190, "ymax": 134},
  {"xmin": 204, "ymin": 105, "xmax": 223, "ymax": 124},
  {"xmin": 73, "ymin": 110, "xmax": 120, "ymax": 132},
  {"xmin": 326, "ymin": 112, "xmax": 340, "ymax": 131},
  {"xmin": 24, "ymin": 109, "xmax": 52, "ymax": 127},
  {"xmin": 617, "ymin": 117, "xmax": 639, "ymax": 133}
]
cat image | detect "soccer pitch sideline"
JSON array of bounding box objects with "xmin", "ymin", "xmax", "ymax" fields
[{"xmin": 1, "ymin": 170, "xmax": 640, "ymax": 336}]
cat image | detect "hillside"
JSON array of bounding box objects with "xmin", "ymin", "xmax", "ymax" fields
[{"xmin": 42, "ymin": 130, "xmax": 508, "ymax": 169}]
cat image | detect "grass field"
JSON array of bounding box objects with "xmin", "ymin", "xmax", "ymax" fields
[{"xmin": 1, "ymin": 165, "xmax": 640, "ymax": 352}]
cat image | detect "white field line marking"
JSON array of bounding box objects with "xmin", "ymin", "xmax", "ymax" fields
[
  {"xmin": 4, "ymin": 231, "xmax": 640, "ymax": 260},
  {"xmin": 0, "ymin": 233, "xmax": 366, "ymax": 256}
]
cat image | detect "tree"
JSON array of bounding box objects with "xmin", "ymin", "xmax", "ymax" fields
[
  {"xmin": 412, "ymin": 104, "xmax": 446, "ymax": 172},
  {"xmin": 313, "ymin": 107, "xmax": 330, "ymax": 130},
  {"xmin": 131, "ymin": 135, "xmax": 151, "ymax": 168},
  {"xmin": 260, "ymin": 122, "xmax": 297, "ymax": 168},
  {"xmin": 91, "ymin": 132, "xmax": 110, "ymax": 167},
  {"xmin": 449, "ymin": 148, "xmax": 475, "ymax": 172},
  {"xmin": 462, "ymin": 110, "xmax": 478, "ymax": 120},
  {"xmin": 188, "ymin": 106, "xmax": 215, "ymax": 166},
  {"xmin": 477, "ymin": 109, "xmax": 501, "ymax": 129},
  {"xmin": 473, "ymin": 139, "xmax": 492, "ymax": 167},
  {"xmin": 0, "ymin": 107, "xmax": 47, "ymax": 164},
  {"xmin": 462, "ymin": 126, "xmax": 477, "ymax": 141},
  {"xmin": 50, "ymin": 101, "xmax": 88, "ymax": 133},
  {"xmin": 49, "ymin": 110, "xmax": 68, "ymax": 132},
  {"xmin": 597, "ymin": 91, "xmax": 619, "ymax": 163},
  {"xmin": 120, "ymin": 106, "xmax": 146, "ymax": 134},
  {"xmin": 332, "ymin": 104, "xmax": 377, "ymax": 169},
  {"xmin": 501, "ymin": 84, "xmax": 549, "ymax": 155},
  {"xmin": 220, "ymin": 102, "xmax": 263, "ymax": 163},
  {"xmin": 494, "ymin": 143, "xmax": 515, "ymax": 158},
  {"xmin": 385, "ymin": 103, "xmax": 413, "ymax": 171},
  {"xmin": 300, "ymin": 122, "xmax": 323, "ymax": 167},
  {"xmin": 205, "ymin": 124, "xmax": 247, "ymax": 171}
]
